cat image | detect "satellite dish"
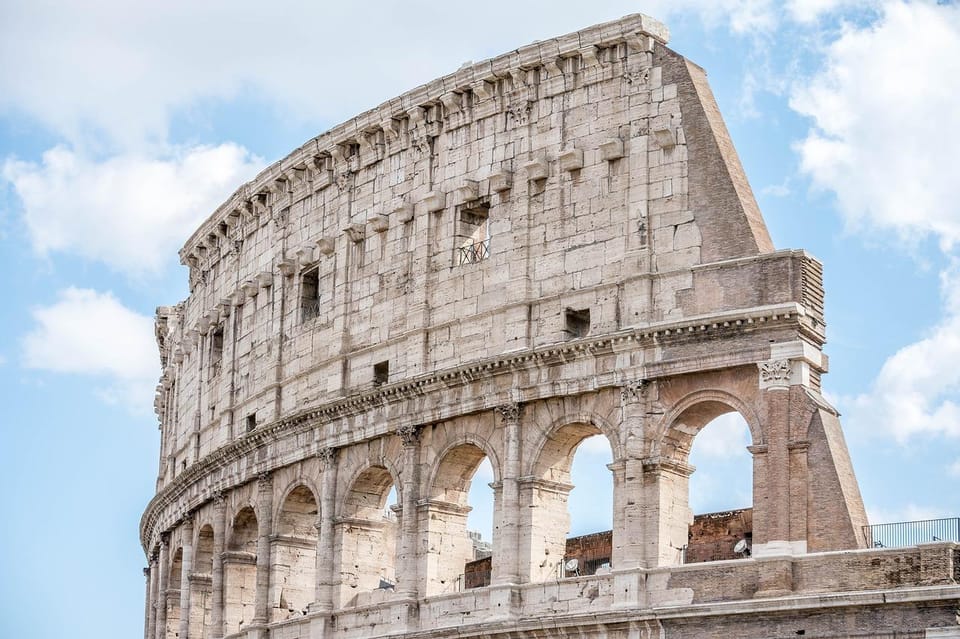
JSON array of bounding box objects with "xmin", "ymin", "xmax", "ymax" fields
[
  {"xmin": 734, "ymin": 539, "xmax": 751, "ymax": 556},
  {"xmin": 564, "ymin": 558, "xmax": 579, "ymax": 572}
]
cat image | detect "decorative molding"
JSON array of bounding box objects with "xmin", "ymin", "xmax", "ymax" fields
[
  {"xmin": 495, "ymin": 402, "xmax": 523, "ymax": 423},
  {"xmin": 620, "ymin": 379, "xmax": 648, "ymax": 403},
  {"xmin": 396, "ymin": 424, "xmax": 422, "ymax": 447},
  {"xmin": 759, "ymin": 359, "xmax": 791, "ymax": 383},
  {"xmin": 317, "ymin": 447, "xmax": 337, "ymax": 469}
]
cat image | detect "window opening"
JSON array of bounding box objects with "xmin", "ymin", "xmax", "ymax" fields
[
  {"xmin": 210, "ymin": 326, "xmax": 224, "ymax": 377},
  {"xmin": 246, "ymin": 413, "xmax": 256, "ymax": 432},
  {"xmin": 301, "ymin": 267, "xmax": 320, "ymax": 322},
  {"xmin": 457, "ymin": 201, "xmax": 490, "ymax": 265},
  {"xmin": 564, "ymin": 307, "xmax": 590, "ymax": 338},
  {"xmin": 373, "ymin": 361, "xmax": 389, "ymax": 386}
]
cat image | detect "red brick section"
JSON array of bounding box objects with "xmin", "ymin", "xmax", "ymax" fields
[{"xmin": 685, "ymin": 508, "xmax": 753, "ymax": 563}]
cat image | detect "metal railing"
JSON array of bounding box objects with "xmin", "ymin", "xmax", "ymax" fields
[
  {"xmin": 301, "ymin": 298, "xmax": 321, "ymax": 322},
  {"xmin": 863, "ymin": 517, "xmax": 959, "ymax": 548},
  {"xmin": 457, "ymin": 239, "xmax": 490, "ymax": 265}
]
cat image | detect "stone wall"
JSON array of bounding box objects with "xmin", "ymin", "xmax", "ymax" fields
[{"xmin": 140, "ymin": 12, "xmax": 957, "ymax": 639}]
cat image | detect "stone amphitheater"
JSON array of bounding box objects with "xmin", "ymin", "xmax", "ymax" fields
[{"xmin": 141, "ymin": 13, "xmax": 960, "ymax": 639}]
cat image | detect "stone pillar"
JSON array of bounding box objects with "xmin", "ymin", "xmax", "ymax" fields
[
  {"xmin": 395, "ymin": 425, "xmax": 421, "ymax": 599},
  {"xmin": 312, "ymin": 447, "xmax": 338, "ymax": 612},
  {"xmin": 613, "ymin": 381, "xmax": 650, "ymax": 571},
  {"xmin": 518, "ymin": 476, "xmax": 574, "ymax": 582},
  {"xmin": 143, "ymin": 565, "xmax": 152, "ymax": 639},
  {"xmin": 178, "ymin": 516, "xmax": 194, "ymax": 639},
  {"xmin": 147, "ymin": 553, "xmax": 159, "ymax": 639},
  {"xmin": 210, "ymin": 493, "xmax": 226, "ymax": 638},
  {"xmin": 753, "ymin": 359, "xmax": 802, "ymax": 557},
  {"xmin": 252, "ymin": 472, "xmax": 273, "ymax": 626},
  {"xmin": 492, "ymin": 403, "xmax": 522, "ymax": 585},
  {"xmin": 155, "ymin": 533, "xmax": 170, "ymax": 639},
  {"xmin": 638, "ymin": 457, "xmax": 694, "ymax": 567}
]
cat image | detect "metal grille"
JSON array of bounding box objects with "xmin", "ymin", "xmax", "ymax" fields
[
  {"xmin": 301, "ymin": 298, "xmax": 321, "ymax": 322},
  {"xmin": 863, "ymin": 517, "xmax": 959, "ymax": 548},
  {"xmin": 458, "ymin": 239, "xmax": 490, "ymax": 265}
]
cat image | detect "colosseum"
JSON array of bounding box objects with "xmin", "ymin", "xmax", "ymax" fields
[{"xmin": 141, "ymin": 13, "xmax": 960, "ymax": 639}]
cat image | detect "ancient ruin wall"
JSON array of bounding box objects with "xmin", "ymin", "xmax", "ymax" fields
[{"xmin": 134, "ymin": 14, "xmax": 955, "ymax": 639}]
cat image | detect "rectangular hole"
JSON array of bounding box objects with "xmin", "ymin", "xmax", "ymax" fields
[
  {"xmin": 565, "ymin": 307, "xmax": 590, "ymax": 339},
  {"xmin": 373, "ymin": 360, "xmax": 390, "ymax": 386}
]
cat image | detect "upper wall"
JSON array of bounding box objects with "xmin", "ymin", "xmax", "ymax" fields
[{"xmin": 151, "ymin": 13, "xmax": 803, "ymax": 489}]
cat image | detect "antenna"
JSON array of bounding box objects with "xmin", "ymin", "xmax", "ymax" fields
[{"xmin": 564, "ymin": 558, "xmax": 580, "ymax": 575}]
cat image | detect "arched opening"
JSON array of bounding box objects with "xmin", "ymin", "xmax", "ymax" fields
[
  {"xmin": 660, "ymin": 400, "xmax": 755, "ymax": 565},
  {"xmin": 423, "ymin": 444, "xmax": 495, "ymax": 595},
  {"xmin": 525, "ymin": 422, "xmax": 615, "ymax": 582},
  {"xmin": 270, "ymin": 485, "xmax": 318, "ymax": 621},
  {"xmin": 685, "ymin": 411, "xmax": 753, "ymax": 563},
  {"xmin": 165, "ymin": 547, "xmax": 183, "ymax": 639},
  {"xmin": 190, "ymin": 525, "xmax": 214, "ymax": 638},
  {"xmin": 337, "ymin": 466, "xmax": 399, "ymax": 607},
  {"xmin": 223, "ymin": 507, "xmax": 257, "ymax": 635}
]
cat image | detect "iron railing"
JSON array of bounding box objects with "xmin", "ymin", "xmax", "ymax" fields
[
  {"xmin": 863, "ymin": 517, "xmax": 959, "ymax": 548},
  {"xmin": 301, "ymin": 298, "xmax": 321, "ymax": 322},
  {"xmin": 458, "ymin": 239, "xmax": 490, "ymax": 265}
]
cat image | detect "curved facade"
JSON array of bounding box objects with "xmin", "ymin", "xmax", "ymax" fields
[{"xmin": 142, "ymin": 14, "xmax": 960, "ymax": 639}]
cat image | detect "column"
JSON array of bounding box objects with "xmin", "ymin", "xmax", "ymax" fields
[
  {"xmin": 147, "ymin": 552, "xmax": 159, "ymax": 639},
  {"xmin": 753, "ymin": 360, "xmax": 793, "ymax": 556},
  {"xmin": 178, "ymin": 516, "xmax": 194, "ymax": 639},
  {"xmin": 155, "ymin": 533, "xmax": 170, "ymax": 639},
  {"xmin": 614, "ymin": 381, "xmax": 650, "ymax": 571},
  {"xmin": 312, "ymin": 448, "xmax": 338, "ymax": 612},
  {"xmin": 143, "ymin": 565, "xmax": 153, "ymax": 639},
  {"xmin": 210, "ymin": 493, "xmax": 226, "ymax": 638},
  {"xmin": 492, "ymin": 403, "xmax": 521, "ymax": 585},
  {"xmin": 395, "ymin": 425, "xmax": 421, "ymax": 599},
  {"xmin": 252, "ymin": 472, "xmax": 274, "ymax": 626}
]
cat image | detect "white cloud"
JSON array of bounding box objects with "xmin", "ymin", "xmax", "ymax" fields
[
  {"xmin": 22, "ymin": 287, "xmax": 158, "ymax": 411},
  {"xmin": 842, "ymin": 262, "xmax": 960, "ymax": 442},
  {"xmin": 791, "ymin": 0, "xmax": 960, "ymax": 250},
  {"xmin": 691, "ymin": 412, "xmax": 752, "ymax": 459},
  {"xmin": 793, "ymin": 1, "xmax": 960, "ymax": 446},
  {"xmin": 949, "ymin": 459, "xmax": 960, "ymax": 477},
  {"xmin": 2, "ymin": 144, "xmax": 263, "ymax": 275},
  {"xmin": 0, "ymin": 1, "xmax": 778, "ymax": 151},
  {"xmin": 786, "ymin": 0, "xmax": 876, "ymax": 23}
]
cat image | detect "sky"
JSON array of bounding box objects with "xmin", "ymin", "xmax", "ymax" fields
[{"xmin": 1, "ymin": 1, "xmax": 959, "ymax": 637}]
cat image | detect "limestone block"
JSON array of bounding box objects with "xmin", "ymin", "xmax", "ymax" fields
[
  {"xmin": 599, "ymin": 138, "xmax": 624, "ymax": 161},
  {"xmin": 524, "ymin": 157, "xmax": 549, "ymax": 182},
  {"xmin": 558, "ymin": 148, "xmax": 584, "ymax": 172},
  {"xmin": 423, "ymin": 190, "xmax": 446, "ymax": 212}
]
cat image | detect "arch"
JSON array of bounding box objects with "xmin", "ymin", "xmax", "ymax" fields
[
  {"xmin": 271, "ymin": 484, "xmax": 319, "ymax": 622},
  {"xmin": 657, "ymin": 389, "xmax": 762, "ymax": 458},
  {"xmin": 337, "ymin": 464, "xmax": 401, "ymax": 606},
  {"xmin": 224, "ymin": 507, "xmax": 257, "ymax": 635},
  {"xmin": 166, "ymin": 547, "xmax": 184, "ymax": 639},
  {"xmin": 527, "ymin": 412, "xmax": 619, "ymax": 482},
  {"xmin": 426, "ymin": 435, "xmax": 502, "ymax": 500},
  {"xmin": 190, "ymin": 525, "xmax": 215, "ymax": 638},
  {"xmin": 273, "ymin": 478, "xmax": 321, "ymax": 531},
  {"xmin": 422, "ymin": 441, "xmax": 497, "ymax": 596},
  {"xmin": 521, "ymin": 415, "xmax": 617, "ymax": 583},
  {"xmin": 337, "ymin": 459, "xmax": 402, "ymax": 520}
]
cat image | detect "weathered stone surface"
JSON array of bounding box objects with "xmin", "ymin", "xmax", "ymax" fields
[{"xmin": 142, "ymin": 13, "xmax": 958, "ymax": 639}]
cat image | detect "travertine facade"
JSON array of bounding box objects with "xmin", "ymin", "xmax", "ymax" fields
[{"xmin": 142, "ymin": 14, "xmax": 960, "ymax": 639}]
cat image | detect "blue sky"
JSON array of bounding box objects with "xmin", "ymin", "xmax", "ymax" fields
[{"xmin": 2, "ymin": 1, "xmax": 959, "ymax": 638}]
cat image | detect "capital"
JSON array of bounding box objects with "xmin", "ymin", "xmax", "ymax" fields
[
  {"xmin": 257, "ymin": 471, "xmax": 273, "ymax": 492},
  {"xmin": 317, "ymin": 446, "xmax": 337, "ymax": 469},
  {"xmin": 620, "ymin": 379, "xmax": 648, "ymax": 403},
  {"xmin": 495, "ymin": 402, "xmax": 523, "ymax": 423},
  {"xmin": 396, "ymin": 424, "xmax": 422, "ymax": 447}
]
